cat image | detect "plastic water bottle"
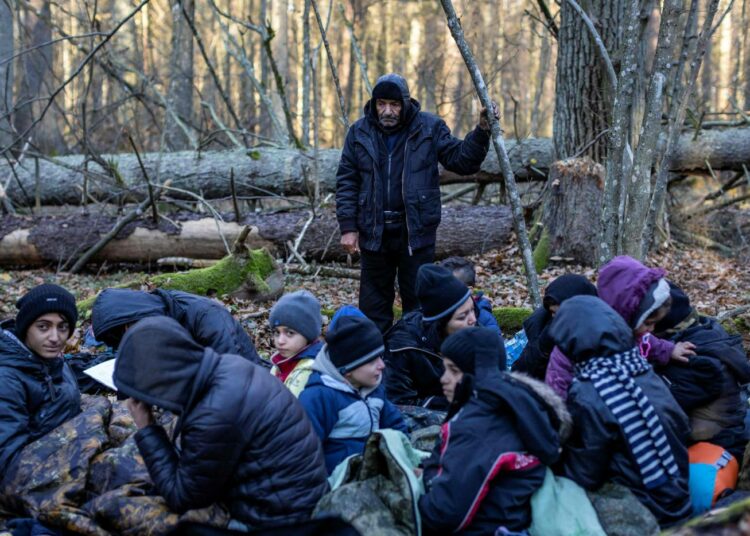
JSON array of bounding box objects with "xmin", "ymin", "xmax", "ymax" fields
[{"xmin": 504, "ymin": 329, "xmax": 528, "ymax": 370}]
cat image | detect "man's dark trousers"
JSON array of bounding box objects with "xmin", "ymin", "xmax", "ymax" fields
[{"xmin": 359, "ymin": 225, "xmax": 434, "ymax": 333}]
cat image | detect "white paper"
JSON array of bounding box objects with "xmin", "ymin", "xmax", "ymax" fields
[{"xmin": 83, "ymin": 359, "xmax": 117, "ymax": 391}]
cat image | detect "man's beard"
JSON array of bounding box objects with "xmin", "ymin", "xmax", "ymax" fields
[{"xmin": 378, "ymin": 114, "xmax": 400, "ymax": 131}]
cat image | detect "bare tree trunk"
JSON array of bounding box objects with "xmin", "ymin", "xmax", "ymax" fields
[
  {"xmin": 621, "ymin": 0, "xmax": 682, "ymax": 258},
  {"xmin": 165, "ymin": 0, "xmax": 195, "ymax": 150},
  {"xmin": 13, "ymin": 0, "xmax": 65, "ymax": 154},
  {"xmin": 259, "ymin": 0, "xmax": 272, "ymax": 137},
  {"xmin": 743, "ymin": 0, "xmax": 750, "ymax": 109},
  {"xmin": 530, "ymin": 25, "xmax": 551, "ymax": 137},
  {"xmin": 301, "ymin": 0, "xmax": 311, "ymax": 146},
  {"xmin": 553, "ymin": 0, "xmax": 624, "ymax": 162},
  {"xmin": 0, "ymin": 0, "xmax": 13, "ymax": 155}
]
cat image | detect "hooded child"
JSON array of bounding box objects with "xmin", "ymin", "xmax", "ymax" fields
[
  {"xmin": 114, "ymin": 316, "xmax": 329, "ymax": 528},
  {"xmin": 550, "ymin": 295, "xmax": 692, "ymax": 526},
  {"xmin": 0, "ymin": 284, "xmax": 81, "ymax": 476},
  {"xmin": 419, "ymin": 327, "xmax": 571, "ymax": 535},
  {"xmin": 268, "ymin": 290, "xmax": 324, "ymax": 397},
  {"xmin": 299, "ymin": 315, "xmax": 408, "ymax": 474}
]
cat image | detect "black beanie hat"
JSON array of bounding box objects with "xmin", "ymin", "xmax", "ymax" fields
[
  {"xmin": 655, "ymin": 281, "xmax": 692, "ymax": 333},
  {"xmin": 441, "ymin": 326, "xmax": 506, "ymax": 375},
  {"xmin": 15, "ymin": 284, "xmax": 78, "ymax": 339},
  {"xmin": 325, "ymin": 315, "xmax": 385, "ymax": 375},
  {"xmin": 417, "ymin": 265, "xmax": 472, "ymax": 323},
  {"xmin": 372, "ymin": 80, "xmax": 403, "ymax": 102}
]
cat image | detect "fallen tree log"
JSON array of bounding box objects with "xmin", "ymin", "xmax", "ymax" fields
[
  {"xmin": 4, "ymin": 127, "xmax": 748, "ymax": 206},
  {"xmin": 0, "ymin": 205, "xmax": 514, "ymax": 266}
]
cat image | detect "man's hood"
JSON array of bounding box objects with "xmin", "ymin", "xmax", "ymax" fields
[
  {"xmin": 364, "ymin": 73, "xmax": 420, "ymax": 132},
  {"xmin": 548, "ymin": 295, "xmax": 635, "ymax": 363},
  {"xmin": 92, "ymin": 289, "xmax": 166, "ymax": 340},
  {"xmin": 597, "ymin": 256, "xmax": 666, "ymax": 327},
  {"xmin": 114, "ymin": 316, "xmax": 205, "ymax": 414}
]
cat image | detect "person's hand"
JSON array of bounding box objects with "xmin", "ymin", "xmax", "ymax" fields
[
  {"xmin": 413, "ymin": 467, "xmax": 423, "ymax": 478},
  {"xmin": 340, "ymin": 231, "xmax": 359, "ymax": 254},
  {"xmin": 671, "ymin": 341, "xmax": 696, "ymax": 363},
  {"xmin": 127, "ymin": 398, "xmax": 155, "ymax": 429},
  {"xmin": 479, "ymin": 101, "xmax": 500, "ymax": 131}
]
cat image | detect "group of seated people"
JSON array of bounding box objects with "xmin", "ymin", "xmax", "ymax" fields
[{"xmin": 1, "ymin": 254, "xmax": 748, "ymax": 534}]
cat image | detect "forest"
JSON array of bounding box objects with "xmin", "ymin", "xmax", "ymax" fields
[{"xmin": 1, "ymin": 0, "xmax": 750, "ymax": 533}]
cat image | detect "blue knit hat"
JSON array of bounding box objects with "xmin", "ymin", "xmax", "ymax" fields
[{"xmin": 15, "ymin": 284, "xmax": 78, "ymax": 339}]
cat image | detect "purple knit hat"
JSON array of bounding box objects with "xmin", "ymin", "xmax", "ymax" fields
[{"xmin": 597, "ymin": 256, "xmax": 666, "ymax": 328}]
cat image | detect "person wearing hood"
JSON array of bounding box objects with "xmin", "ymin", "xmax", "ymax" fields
[
  {"xmin": 335, "ymin": 72, "xmax": 497, "ymax": 333},
  {"xmin": 114, "ymin": 316, "xmax": 328, "ymax": 529},
  {"xmin": 550, "ymin": 296, "xmax": 692, "ymax": 526},
  {"xmin": 268, "ymin": 290, "xmax": 324, "ymax": 397},
  {"xmin": 384, "ymin": 264, "xmax": 490, "ymax": 408},
  {"xmin": 91, "ymin": 287, "xmax": 262, "ymax": 365},
  {"xmin": 298, "ymin": 315, "xmax": 408, "ymax": 474},
  {"xmin": 597, "ymin": 256, "xmax": 696, "ymax": 365},
  {"xmin": 419, "ymin": 327, "xmax": 570, "ymax": 535},
  {"xmin": 654, "ymin": 282, "xmax": 750, "ymax": 461},
  {"xmin": 0, "ymin": 284, "xmax": 81, "ymax": 477},
  {"xmin": 512, "ymin": 273, "xmax": 598, "ymax": 380}
]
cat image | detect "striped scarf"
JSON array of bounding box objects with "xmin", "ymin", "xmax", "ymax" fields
[{"xmin": 576, "ymin": 347, "xmax": 679, "ymax": 489}]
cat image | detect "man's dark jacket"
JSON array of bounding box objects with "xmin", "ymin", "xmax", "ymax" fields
[
  {"xmin": 114, "ymin": 316, "xmax": 329, "ymax": 527},
  {"xmin": 92, "ymin": 288, "xmax": 262, "ymax": 364},
  {"xmin": 0, "ymin": 321, "xmax": 81, "ymax": 476},
  {"xmin": 336, "ymin": 74, "xmax": 490, "ymax": 252}
]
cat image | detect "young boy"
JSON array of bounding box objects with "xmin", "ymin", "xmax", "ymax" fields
[
  {"xmin": 269, "ymin": 290, "xmax": 324, "ymax": 397},
  {"xmin": 438, "ymin": 256, "xmax": 501, "ymax": 335},
  {"xmin": 299, "ymin": 315, "xmax": 408, "ymax": 473}
]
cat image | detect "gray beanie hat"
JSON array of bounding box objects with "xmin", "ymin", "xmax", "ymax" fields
[{"xmin": 269, "ymin": 290, "xmax": 322, "ymax": 342}]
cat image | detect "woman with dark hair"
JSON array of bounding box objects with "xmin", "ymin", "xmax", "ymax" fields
[
  {"xmin": 0, "ymin": 284, "xmax": 81, "ymax": 476},
  {"xmin": 384, "ymin": 264, "xmax": 488, "ymax": 408}
]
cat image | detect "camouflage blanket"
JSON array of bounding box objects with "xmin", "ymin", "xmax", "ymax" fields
[
  {"xmin": 314, "ymin": 429, "xmax": 429, "ymax": 536},
  {"xmin": 0, "ymin": 396, "xmax": 229, "ymax": 535}
]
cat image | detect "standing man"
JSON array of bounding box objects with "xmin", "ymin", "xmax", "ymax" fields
[{"xmin": 336, "ymin": 73, "xmax": 497, "ymax": 332}]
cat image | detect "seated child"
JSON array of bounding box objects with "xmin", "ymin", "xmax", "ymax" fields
[
  {"xmin": 299, "ymin": 315, "xmax": 407, "ymax": 473},
  {"xmin": 269, "ymin": 290, "xmax": 324, "ymax": 397},
  {"xmin": 0, "ymin": 284, "xmax": 81, "ymax": 476},
  {"xmin": 512, "ymin": 273, "xmax": 597, "ymax": 380},
  {"xmin": 544, "ymin": 256, "xmax": 697, "ymax": 399},
  {"xmin": 420, "ymin": 327, "xmax": 569, "ymax": 535},
  {"xmin": 437, "ymin": 256, "xmax": 501, "ymax": 335},
  {"xmin": 655, "ymin": 283, "xmax": 750, "ymax": 461},
  {"xmin": 550, "ymin": 296, "xmax": 692, "ymax": 526},
  {"xmin": 597, "ymin": 256, "xmax": 696, "ymax": 364}
]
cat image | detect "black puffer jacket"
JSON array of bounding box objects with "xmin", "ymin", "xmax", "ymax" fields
[
  {"xmin": 0, "ymin": 321, "xmax": 80, "ymax": 475},
  {"xmin": 336, "ymin": 74, "xmax": 490, "ymax": 252},
  {"xmin": 662, "ymin": 316, "xmax": 750, "ymax": 458},
  {"xmin": 114, "ymin": 317, "xmax": 328, "ymax": 527},
  {"xmin": 92, "ymin": 288, "xmax": 262, "ymax": 364},
  {"xmin": 383, "ymin": 311, "xmax": 446, "ymax": 408},
  {"xmin": 550, "ymin": 297, "xmax": 691, "ymax": 526},
  {"xmin": 420, "ymin": 330, "xmax": 569, "ymax": 535}
]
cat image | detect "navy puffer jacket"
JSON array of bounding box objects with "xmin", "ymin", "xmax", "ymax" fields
[
  {"xmin": 0, "ymin": 321, "xmax": 81, "ymax": 476},
  {"xmin": 115, "ymin": 317, "xmax": 329, "ymax": 527}
]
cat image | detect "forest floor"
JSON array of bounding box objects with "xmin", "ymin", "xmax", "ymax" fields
[{"xmin": 1, "ymin": 242, "xmax": 748, "ymax": 356}]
